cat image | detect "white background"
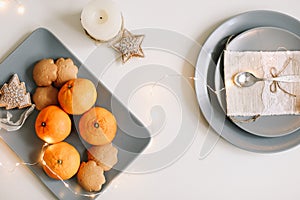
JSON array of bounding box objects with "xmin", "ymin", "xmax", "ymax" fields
[{"xmin": 1, "ymin": 0, "xmax": 300, "ymax": 199}]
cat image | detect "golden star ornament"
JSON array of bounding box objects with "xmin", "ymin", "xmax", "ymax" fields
[{"xmin": 112, "ymin": 29, "xmax": 145, "ymax": 63}]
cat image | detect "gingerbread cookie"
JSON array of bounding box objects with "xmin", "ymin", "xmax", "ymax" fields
[
  {"xmin": 32, "ymin": 85, "xmax": 58, "ymax": 110},
  {"xmin": 77, "ymin": 160, "xmax": 106, "ymax": 192},
  {"xmin": 54, "ymin": 58, "xmax": 78, "ymax": 88},
  {"xmin": 87, "ymin": 143, "xmax": 118, "ymax": 171},
  {"xmin": 33, "ymin": 59, "xmax": 58, "ymax": 86},
  {"xmin": 0, "ymin": 74, "xmax": 32, "ymax": 110}
]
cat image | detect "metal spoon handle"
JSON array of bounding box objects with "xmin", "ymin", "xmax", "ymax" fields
[{"xmin": 266, "ymin": 75, "xmax": 300, "ymax": 83}]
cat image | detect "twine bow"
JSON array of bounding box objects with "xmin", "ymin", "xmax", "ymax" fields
[
  {"xmin": 269, "ymin": 57, "xmax": 296, "ymax": 97},
  {"xmin": 0, "ymin": 104, "xmax": 35, "ymax": 131}
]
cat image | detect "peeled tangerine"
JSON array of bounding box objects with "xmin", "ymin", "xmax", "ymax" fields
[
  {"xmin": 58, "ymin": 78, "xmax": 97, "ymax": 115},
  {"xmin": 79, "ymin": 107, "xmax": 117, "ymax": 145}
]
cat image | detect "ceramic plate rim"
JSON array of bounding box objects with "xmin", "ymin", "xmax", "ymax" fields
[{"xmin": 195, "ymin": 10, "xmax": 300, "ymax": 153}]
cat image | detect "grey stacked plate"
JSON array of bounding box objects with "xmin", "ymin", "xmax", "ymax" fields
[{"xmin": 195, "ymin": 10, "xmax": 300, "ymax": 153}]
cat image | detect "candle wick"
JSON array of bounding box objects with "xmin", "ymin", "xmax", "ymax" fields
[{"xmin": 100, "ymin": 16, "xmax": 103, "ymax": 20}]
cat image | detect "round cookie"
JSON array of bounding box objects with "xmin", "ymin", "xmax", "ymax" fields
[
  {"xmin": 87, "ymin": 143, "xmax": 118, "ymax": 171},
  {"xmin": 32, "ymin": 85, "xmax": 58, "ymax": 110},
  {"xmin": 33, "ymin": 59, "xmax": 58, "ymax": 86},
  {"xmin": 54, "ymin": 58, "xmax": 78, "ymax": 88},
  {"xmin": 77, "ymin": 161, "xmax": 106, "ymax": 192}
]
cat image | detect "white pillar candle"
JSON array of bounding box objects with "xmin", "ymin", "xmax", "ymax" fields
[{"xmin": 81, "ymin": 0, "xmax": 123, "ymax": 42}]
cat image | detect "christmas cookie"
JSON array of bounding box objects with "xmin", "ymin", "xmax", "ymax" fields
[
  {"xmin": 54, "ymin": 58, "xmax": 78, "ymax": 88},
  {"xmin": 33, "ymin": 59, "xmax": 58, "ymax": 86},
  {"xmin": 32, "ymin": 85, "xmax": 58, "ymax": 110},
  {"xmin": 77, "ymin": 160, "xmax": 106, "ymax": 192},
  {"xmin": 0, "ymin": 74, "xmax": 32, "ymax": 109},
  {"xmin": 87, "ymin": 143, "xmax": 118, "ymax": 171}
]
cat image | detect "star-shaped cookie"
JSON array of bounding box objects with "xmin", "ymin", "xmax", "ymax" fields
[
  {"xmin": 112, "ymin": 29, "xmax": 145, "ymax": 63},
  {"xmin": 0, "ymin": 74, "xmax": 32, "ymax": 110}
]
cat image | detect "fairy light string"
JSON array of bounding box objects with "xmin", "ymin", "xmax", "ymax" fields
[
  {"xmin": 0, "ymin": 65, "xmax": 261, "ymax": 197},
  {"xmin": 0, "ymin": 141, "xmax": 111, "ymax": 198},
  {"xmin": 1, "ymin": 49, "xmax": 297, "ymax": 197},
  {"xmin": 0, "ymin": 0, "xmax": 25, "ymax": 14},
  {"xmin": 0, "ymin": 73, "xmax": 209, "ymax": 197},
  {"xmin": 0, "ymin": 0, "xmax": 219, "ymax": 197}
]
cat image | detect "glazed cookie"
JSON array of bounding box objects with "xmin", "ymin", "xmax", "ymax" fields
[
  {"xmin": 54, "ymin": 58, "xmax": 78, "ymax": 88},
  {"xmin": 0, "ymin": 74, "xmax": 32, "ymax": 109},
  {"xmin": 77, "ymin": 160, "xmax": 106, "ymax": 192},
  {"xmin": 32, "ymin": 85, "xmax": 58, "ymax": 110},
  {"xmin": 87, "ymin": 143, "xmax": 118, "ymax": 171},
  {"xmin": 33, "ymin": 59, "xmax": 58, "ymax": 86}
]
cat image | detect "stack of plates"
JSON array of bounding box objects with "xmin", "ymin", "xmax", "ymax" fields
[{"xmin": 195, "ymin": 10, "xmax": 300, "ymax": 153}]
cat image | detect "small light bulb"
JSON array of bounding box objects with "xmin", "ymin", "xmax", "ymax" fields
[
  {"xmin": 63, "ymin": 183, "xmax": 70, "ymax": 188},
  {"xmin": 42, "ymin": 160, "xmax": 46, "ymax": 166},
  {"xmin": 0, "ymin": 0, "xmax": 7, "ymax": 9},
  {"xmin": 17, "ymin": 4, "xmax": 25, "ymax": 15}
]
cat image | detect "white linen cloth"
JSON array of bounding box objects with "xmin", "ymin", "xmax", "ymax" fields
[{"xmin": 224, "ymin": 50, "xmax": 300, "ymax": 116}]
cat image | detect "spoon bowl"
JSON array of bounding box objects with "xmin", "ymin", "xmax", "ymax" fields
[{"xmin": 233, "ymin": 72, "xmax": 262, "ymax": 87}]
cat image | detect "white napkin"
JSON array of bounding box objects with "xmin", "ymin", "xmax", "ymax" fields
[{"xmin": 224, "ymin": 50, "xmax": 300, "ymax": 116}]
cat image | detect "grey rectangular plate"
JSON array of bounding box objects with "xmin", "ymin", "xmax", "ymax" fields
[{"xmin": 0, "ymin": 28, "xmax": 151, "ymax": 199}]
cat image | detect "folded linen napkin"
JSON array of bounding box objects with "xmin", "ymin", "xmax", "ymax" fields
[{"xmin": 224, "ymin": 50, "xmax": 300, "ymax": 116}]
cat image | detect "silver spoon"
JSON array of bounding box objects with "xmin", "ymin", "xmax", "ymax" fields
[{"xmin": 233, "ymin": 72, "xmax": 300, "ymax": 87}]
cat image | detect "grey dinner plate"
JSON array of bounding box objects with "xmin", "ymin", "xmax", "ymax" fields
[
  {"xmin": 0, "ymin": 28, "xmax": 151, "ymax": 199},
  {"xmin": 195, "ymin": 10, "xmax": 300, "ymax": 153},
  {"xmin": 215, "ymin": 27, "xmax": 300, "ymax": 137}
]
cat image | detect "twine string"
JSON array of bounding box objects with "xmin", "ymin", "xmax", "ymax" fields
[
  {"xmin": 269, "ymin": 57, "xmax": 296, "ymax": 97},
  {"xmin": 229, "ymin": 115, "xmax": 260, "ymax": 123}
]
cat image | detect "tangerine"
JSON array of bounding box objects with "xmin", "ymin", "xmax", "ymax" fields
[
  {"xmin": 79, "ymin": 107, "xmax": 117, "ymax": 145},
  {"xmin": 58, "ymin": 78, "xmax": 97, "ymax": 115},
  {"xmin": 42, "ymin": 142, "xmax": 80, "ymax": 180},
  {"xmin": 35, "ymin": 105, "xmax": 71, "ymax": 144}
]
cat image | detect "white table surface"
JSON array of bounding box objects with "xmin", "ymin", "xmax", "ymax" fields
[{"xmin": 1, "ymin": 0, "xmax": 300, "ymax": 199}]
